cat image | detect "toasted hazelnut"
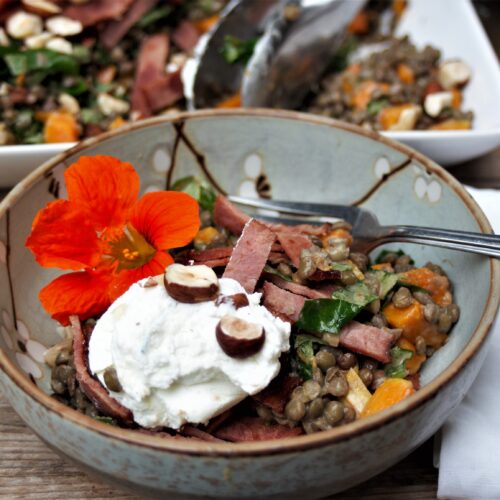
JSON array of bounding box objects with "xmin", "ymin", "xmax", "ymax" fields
[
  {"xmin": 46, "ymin": 36, "xmax": 72, "ymax": 54},
  {"xmin": 0, "ymin": 123, "xmax": 15, "ymax": 146},
  {"xmin": 97, "ymin": 93, "xmax": 130, "ymax": 116},
  {"xmin": 424, "ymin": 91, "xmax": 453, "ymax": 117},
  {"xmin": 164, "ymin": 263, "xmax": 219, "ymax": 303},
  {"xmin": 58, "ymin": 92, "xmax": 80, "ymax": 114},
  {"xmin": 216, "ymin": 315, "xmax": 265, "ymax": 358},
  {"xmin": 6, "ymin": 11, "xmax": 43, "ymax": 39},
  {"xmin": 22, "ymin": 0, "xmax": 62, "ymax": 16},
  {"xmin": 216, "ymin": 293, "xmax": 250, "ymax": 309},
  {"xmin": 25, "ymin": 31, "xmax": 53, "ymax": 49},
  {"xmin": 46, "ymin": 15, "xmax": 83, "ymax": 36},
  {"xmin": 389, "ymin": 104, "xmax": 421, "ymax": 131},
  {"xmin": 438, "ymin": 60, "xmax": 471, "ymax": 90}
]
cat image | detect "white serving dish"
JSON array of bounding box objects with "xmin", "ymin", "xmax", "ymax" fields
[
  {"xmin": 0, "ymin": 0, "xmax": 499, "ymax": 187},
  {"xmin": 385, "ymin": 0, "xmax": 500, "ymax": 165}
]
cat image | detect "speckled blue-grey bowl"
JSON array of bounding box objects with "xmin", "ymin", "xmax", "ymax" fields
[{"xmin": 0, "ymin": 109, "xmax": 499, "ymax": 498}]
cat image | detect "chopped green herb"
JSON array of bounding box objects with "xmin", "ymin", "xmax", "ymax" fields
[
  {"xmin": 80, "ymin": 108, "xmax": 104, "ymax": 124},
  {"xmin": 64, "ymin": 77, "xmax": 88, "ymax": 96},
  {"xmin": 296, "ymin": 298, "xmax": 363, "ymax": 335},
  {"xmin": 367, "ymin": 97, "xmax": 389, "ymax": 116},
  {"xmin": 329, "ymin": 37, "xmax": 358, "ymax": 73},
  {"xmin": 94, "ymin": 416, "xmax": 118, "ymax": 426},
  {"xmin": 172, "ymin": 175, "xmax": 217, "ymax": 212},
  {"xmin": 3, "ymin": 49, "xmax": 79, "ymax": 78},
  {"xmin": 221, "ymin": 35, "xmax": 257, "ymax": 64},
  {"xmin": 384, "ymin": 346, "xmax": 413, "ymax": 379},
  {"xmin": 367, "ymin": 270, "xmax": 400, "ymax": 299},
  {"xmin": 136, "ymin": 5, "xmax": 173, "ymax": 28},
  {"xmin": 331, "ymin": 281, "xmax": 378, "ymax": 307}
]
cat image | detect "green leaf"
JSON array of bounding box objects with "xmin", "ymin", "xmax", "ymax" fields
[
  {"xmin": 94, "ymin": 416, "xmax": 118, "ymax": 426},
  {"xmin": 296, "ymin": 298, "xmax": 363, "ymax": 335},
  {"xmin": 72, "ymin": 44, "xmax": 91, "ymax": 63},
  {"xmin": 367, "ymin": 270, "xmax": 400, "ymax": 299},
  {"xmin": 331, "ymin": 281, "xmax": 377, "ymax": 307},
  {"xmin": 330, "ymin": 261, "xmax": 353, "ymax": 272},
  {"xmin": 329, "ymin": 37, "xmax": 358, "ymax": 72},
  {"xmin": 172, "ymin": 176, "xmax": 217, "ymax": 212},
  {"xmin": 367, "ymin": 97, "xmax": 389, "ymax": 116},
  {"xmin": 4, "ymin": 48, "xmax": 79, "ymax": 78},
  {"xmin": 64, "ymin": 77, "xmax": 88, "ymax": 96},
  {"xmin": 80, "ymin": 108, "xmax": 104, "ymax": 124},
  {"xmin": 221, "ymin": 35, "xmax": 257, "ymax": 64},
  {"xmin": 136, "ymin": 5, "xmax": 173, "ymax": 28},
  {"xmin": 384, "ymin": 346, "xmax": 413, "ymax": 378}
]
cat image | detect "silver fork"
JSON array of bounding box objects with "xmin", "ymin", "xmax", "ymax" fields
[{"xmin": 228, "ymin": 196, "xmax": 500, "ymax": 258}]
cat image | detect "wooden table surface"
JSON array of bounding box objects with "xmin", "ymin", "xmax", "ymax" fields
[{"xmin": 1, "ymin": 2, "xmax": 500, "ymax": 498}]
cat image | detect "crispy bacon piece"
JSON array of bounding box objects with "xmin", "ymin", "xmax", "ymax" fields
[
  {"xmin": 131, "ymin": 33, "xmax": 170, "ymax": 118},
  {"xmin": 181, "ymin": 426, "xmax": 225, "ymax": 442},
  {"xmin": 339, "ymin": 321, "xmax": 394, "ymax": 363},
  {"xmin": 214, "ymin": 417, "xmax": 302, "ymax": 442},
  {"xmin": 223, "ymin": 219, "xmax": 276, "ymax": 293},
  {"xmin": 407, "ymin": 373, "xmax": 421, "ymax": 391},
  {"xmin": 262, "ymin": 281, "xmax": 306, "ymax": 323},
  {"xmin": 64, "ymin": 0, "xmax": 135, "ymax": 26},
  {"xmin": 70, "ymin": 315, "xmax": 133, "ymax": 424},
  {"xmin": 171, "ymin": 20, "xmax": 200, "ymax": 52},
  {"xmin": 253, "ymin": 375, "xmax": 301, "ymax": 414},
  {"xmin": 214, "ymin": 195, "xmax": 332, "ymax": 237},
  {"xmin": 100, "ymin": 0, "xmax": 158, "ymax": 49},
  {"xmin": 142, "ymin": 69, "xmax": 184, "ymax": 112},
  {"xmin": 264, "ymin": 274, "xmax": 331, "ymax": 300},
  {"xmin": 276, "ymin": 233, "xmax": 312, "ymax": 268},
  {"xmin": 308, "ymin": 269, "xmax": 342, "ymax": 281}
]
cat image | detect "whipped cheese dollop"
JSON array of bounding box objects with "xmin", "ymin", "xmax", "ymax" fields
[{"xmin": 88, "ymin": 277, "xmax": 290, "ymax": 429}]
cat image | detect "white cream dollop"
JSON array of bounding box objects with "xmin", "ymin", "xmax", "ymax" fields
[{"xmin": 88, "ymin": 277, "xmax": 290, "ymax": 429}]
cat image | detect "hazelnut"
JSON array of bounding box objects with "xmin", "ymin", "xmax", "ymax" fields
[
  {"xmin": 424, "ymin": 91, "xmax": 454, "ymax": 117},
  {"xmin": 6, "ymin": 11, "xmax": 43, "ymax": 39},
  {"xmin": 215, "ymin": 315, "xmax": 265, "ymax": 358},
  {"xmin": 438, "ymin": 60, "xmax": 471, "ymax": 90},
  {"xmin": 46, "ymin": 36, "xmax": 72, "ymax": 54},
  {"xmin": 97, "ymin": 93, "xmax": 130, "ymax": 116},
  {"xmin": 389, "ymin": 104, "xmax": 421, "ymax": 131},
  {"xmin": 22, "ymin": 0, "xmax": 62, "ymax": 16},
  {"xmin": 164, "ymin": 263, "xmax": 219, "ymax": 303},
  {"xmin": 46, "ymin": 15, "xmax": 83, "ymax": 36}
]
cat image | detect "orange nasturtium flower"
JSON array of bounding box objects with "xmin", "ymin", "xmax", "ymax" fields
[{"xmin": 26, "ymin": 155, "xmax": 200, "ymax": 326}]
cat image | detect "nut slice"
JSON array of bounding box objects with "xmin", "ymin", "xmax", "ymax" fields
[
  {"xmin": 164, "ymin": 263, "xmax": 219, "ymax": 303},
  {"xmin": 216, "ymin": 315, "xmax": 265, "ymax": 358}
]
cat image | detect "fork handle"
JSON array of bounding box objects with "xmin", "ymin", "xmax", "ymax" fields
[{"xmin": 379, "ymin": 225, "xmax": 500, "ymax": 258}]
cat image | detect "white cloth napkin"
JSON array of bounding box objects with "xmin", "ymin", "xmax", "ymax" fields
[{"xmin": 438, "ymin": 187, "xmax": 500, "ymax": 500}]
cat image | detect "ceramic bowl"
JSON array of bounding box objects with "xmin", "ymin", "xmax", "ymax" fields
[{"xmin": 0, "ymin": 109, "xmax": 498, "ymax": 499}]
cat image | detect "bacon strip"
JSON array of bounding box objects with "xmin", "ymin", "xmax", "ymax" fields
[
  {"xmin": 142, "ymin": 69, "xmax": 184, "ymax": 112},
  {"xmin": 131, "ymin": 33, "xmax": 170, "ymax": 118},
  {"xmin": 223, "ymin": 219, "xmax": 276, "ymax": 293},
  {"xmin": 264, "ymin": 274, "xmax": 331, "ymax": 299},
  {"xmin": 214, "ymin": 195, "xmax": 332, "ymax": 237},
  {"xmin": 100, "ymin": 0, "xmax": 158, "ymax": 49},
  {"xmin": 70, "ymin": 315, "xmax": 133, "ymax": 424},
  {"xmin": 339, "ymin": 321, "xmax": 394, "ymax": 363},
  {"xmin": 171, "ymin": 20, "xmax": 200, "ymax": 52},
  {"xmin": 64, "ymin": 0, "xmax": 134, "ymax": 26},
  {"xmin": 276, "ymin": 233, "xmax": 312, "ymax": 268},
  {"xmin": 262, "ymin": 282, "xmax": 306, "ymax": 323},
  {"xmin": 214, "ymin": 417, "xmax": 303, "ymax": 442},
  {"xmin": 181, "ymin": 426, "xmax": 225, "ymax": 442}
]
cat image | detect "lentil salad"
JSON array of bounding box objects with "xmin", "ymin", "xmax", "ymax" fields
[{"xmin": 34, "ymin": 168, "xmax": 461, "ymax": 442}]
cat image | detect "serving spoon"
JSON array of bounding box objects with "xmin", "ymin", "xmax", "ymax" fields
[
  {"xmin": 228, "ymin": 195, "xmax": 500, "ymax": 258},
  {"xmin": 187, "ymin": 0, "xmax": 366, "ymax": 110}
]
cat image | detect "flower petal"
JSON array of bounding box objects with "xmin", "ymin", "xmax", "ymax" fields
[
  {"xmin": 39, "ymin": 270, "xmax": 113, "ymax": 326},
  {"xmin": 65, "ymin": 155, "xmax": 139, "ymax": 231},
  {"xmin": 26, "ymin": 200, "xmax": 101, "ymax": 270},
  {"xmin": 129, "ymin": 191, "xmax": 200, "ymax": 250},
  {"xmin": 108, "ymin": 251, "xmax": 173, "ymax": 301}
]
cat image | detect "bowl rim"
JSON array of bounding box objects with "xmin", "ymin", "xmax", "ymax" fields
[{"xmin": 1, "ymin": 108, "xmax": 499, "ymax": 457}]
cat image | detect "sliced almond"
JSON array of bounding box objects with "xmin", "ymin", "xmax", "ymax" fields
[
  {"xmin": 164, "ymin": 263, "xmax": 219, "ymax": 303},
  {"xmin": 46, "ymin": 15, "xmax": 83, "ymax": 36},
  {"xmin": 437, "ymin": 60, "xmax": 471, "ymax": 90},
  {"xmin": 216, "ymin": 315, "xmax": 265, "ymax": 358}
]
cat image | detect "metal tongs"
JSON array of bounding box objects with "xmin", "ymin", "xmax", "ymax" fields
[
  {"xmin": 228, "ymin": 196, "xmax": 500, "ymax": 258},
  {"xmin": 188, "ymin": 0, "xmax": 367, "ymax": 110}
]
